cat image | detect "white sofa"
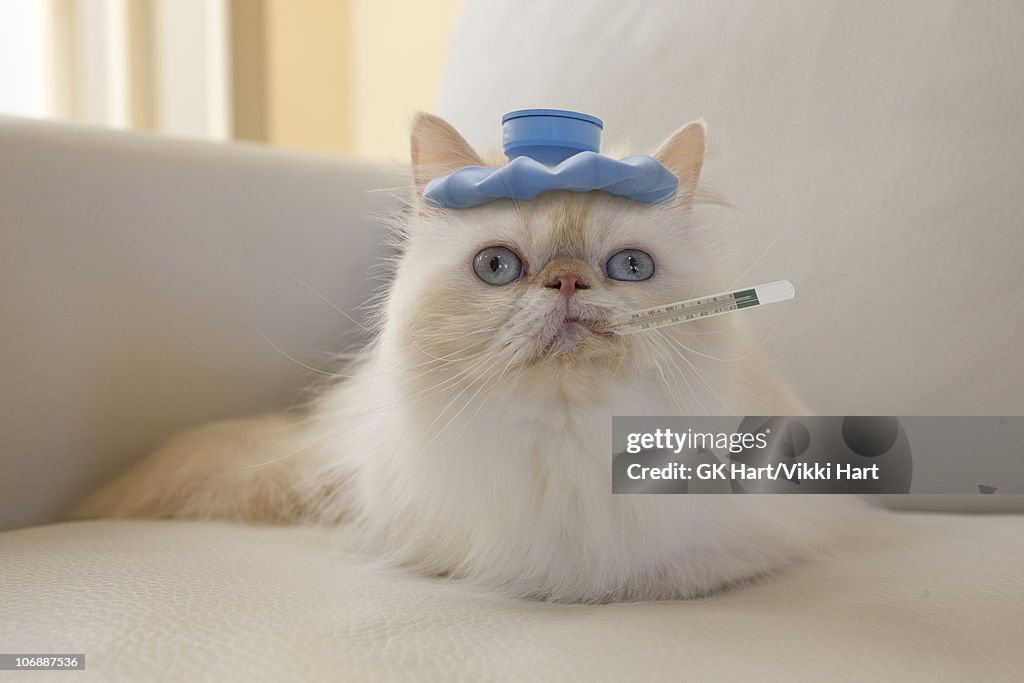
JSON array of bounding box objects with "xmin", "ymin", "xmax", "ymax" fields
[
  {"xmin": 3, "ymin": 1, "xmax": 1024, "ymax": 679},
  {"xmin": 3, "ymin": 516, "xmax": 1021, "ymax": 681}
]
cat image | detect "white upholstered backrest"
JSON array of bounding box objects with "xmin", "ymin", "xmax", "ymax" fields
[{"xmin": 436, "ymin": 0, "xmax": 1024, "ymax": 415}]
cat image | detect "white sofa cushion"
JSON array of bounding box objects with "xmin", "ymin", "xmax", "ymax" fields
[{"xmin": 2, "ymin": 514, "xmax": 1022, "ymax": 681}]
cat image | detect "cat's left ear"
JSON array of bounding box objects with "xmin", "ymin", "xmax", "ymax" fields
[
  {"xmin": 410, "ymin": 113, "xmax": 484, "ymax": 201},
  {"xmin": 652, "ymin": 120, "xmax": 706, "ymax": 206}
]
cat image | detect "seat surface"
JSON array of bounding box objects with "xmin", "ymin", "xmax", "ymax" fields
[{"xmin": 2, "ymin": 514, "xmax": 1021, "ymax": 681}]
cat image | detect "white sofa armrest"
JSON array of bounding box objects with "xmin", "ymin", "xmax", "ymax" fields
[{"xmin": 0, "ymin": 117, "xmax": 404, "ymax": 530}]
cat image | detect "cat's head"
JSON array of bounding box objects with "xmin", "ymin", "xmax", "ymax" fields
[{"xmin": 383, "ymin": 113, "xmax": 723, "ymax": 398}]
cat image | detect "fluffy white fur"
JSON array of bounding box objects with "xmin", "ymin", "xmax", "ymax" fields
[{"xmin": 72, "ymin": 114, "xmax": 868, "ymax": 603}]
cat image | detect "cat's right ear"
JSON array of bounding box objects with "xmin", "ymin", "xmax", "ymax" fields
[{"xmin": 410, "ymin": 113, "xmax": 484, "ymax": 203}]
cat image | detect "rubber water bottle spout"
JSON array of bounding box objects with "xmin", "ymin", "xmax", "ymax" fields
[{"xmin": 501, "ymin": 109, "xmax": 604, "ymax": 166}]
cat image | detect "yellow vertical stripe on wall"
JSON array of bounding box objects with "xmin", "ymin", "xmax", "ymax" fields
[
  {"xmin": 50, "ymin": 0, "xmax": 76, "ymax": 120},
  {"xmin": 349, "ymin": 0, "xmax": 463, "ymax": 161},
  {"xmin": 230, "ymin": 0, "xmax": 267, "ymax": 142},
  {"xmin": 263, "ymin": 0, "xmax": 351, "ymax": 155},
  {"xmin": 125, "ymin": 0, "xmax": 156, "ymax": 131}
]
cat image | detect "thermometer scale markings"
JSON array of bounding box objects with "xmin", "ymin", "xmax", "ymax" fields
[{"xmin": 605, "ymin": 281, "xmax": 794, "ymax": 335}]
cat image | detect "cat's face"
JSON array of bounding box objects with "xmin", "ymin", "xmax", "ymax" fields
[{"xmin": 385, "ymin": 114, "xmax": 718, "ymax": 396}]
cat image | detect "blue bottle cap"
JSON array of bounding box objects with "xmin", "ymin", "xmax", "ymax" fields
[
  {"xmin": 422, "ymin": 109, "xmax": 678, "ymax": 208},
  {"xmin": 501, "ymin": 109, "xmax": 604, "ymax": 166}
]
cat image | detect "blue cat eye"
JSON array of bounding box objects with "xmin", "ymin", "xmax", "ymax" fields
[
  {"xmin": 473, "ymin": 246, "xmax": 523, "ymax": 286},
  {"xmin": 606, "ymin": 249, "xmax": 655, "ymax": 282}
]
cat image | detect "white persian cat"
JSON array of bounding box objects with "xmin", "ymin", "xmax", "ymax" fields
[{"xmin": 72, "ymin": 114, "xmax": 867, "ymax": 603}]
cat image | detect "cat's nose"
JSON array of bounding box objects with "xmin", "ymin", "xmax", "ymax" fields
[{"xmin": 544, "ymin": 272, "xmax": 591, "ymax": 296}]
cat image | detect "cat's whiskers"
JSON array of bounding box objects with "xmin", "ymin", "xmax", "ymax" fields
[
  {"xmin": 351, "ymin": 346, "xmax": 504, "ymax": 467},
  {"xmin": 289, "ymin": 273, "xmax": 471, "ymax": 365},
  {"xmin": 341, "ymin": 342, "xmax": 498, "ymax": 419},
  {"xmin": 257, "ymin": 329, "xmax": 353, "ymax": 378},
  {"xmin": 655, "ymin": 330, "xmax": 736, "ymax": 413},
  {"xmin": 643, "ymin": 337, "xmax": 676, "ymax": 405},
  {"xmin": 257, "ymin": 322, "xmax": 504, "ymax": 385},
  {"xmin": 396, "ymin": 347, "xmax": 488, "ymax": 377},
  {"xmin": 665, "ymin": 310, "xmax": 786, "ymax": 364},
  {"xmin": 416, "ymin": 341, "xmax": 504, "ymax": 413},
  {"xmin": 284, "ymin": 340, "xmax": 497, "ymax": 425},
  {"xmin": 675, "ymin": 326, "xmax": 736, "ymax": 336},
  {"xmin": 428, "ymin": 351, "xmax": 514, "ymax": 447},
  {"xmin": 316, "ymin": 317, "xmax": 514, "ymax": 420},
  {"xmin": 645, "ymin": 337, "xmax": 692, "ymax": 415},
  {"xmin": 238, "ymin": 423, "xmax": 332, "ymax": 471},
  {"xmin": 663, "ymin": 347, "xmax": 709, "ymax": 416},
  {"xmin": 726, "ymin": 226, "xmax": 790, "ymax": 291},
  {"xmin": 649, "ymin": 331, "xmax": 724, "ymax": 418},
  {"xmin": 402, "ymin": 345, "xmax": 500, "ymax": 402},
  {"xmin": 678, "ymin": 355, "xmax": 734, "ymax": 416},
  {"xmin": 415, "ymin": 347, "xmax": 509, "ymax": 457},
  {"xmin": 462, "ymin": 341, "xmax": 520, "ymax": 430},
  {"xmin": 670, "ymin": 338, "xmax": 803, "ymax": 414},
  {"xmin": 609, "ymin": 340, "xmax": 632, "ymax": 378}
]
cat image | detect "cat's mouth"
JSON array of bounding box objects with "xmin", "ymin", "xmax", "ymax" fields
[{"xmin": 541, "ymin": 314, "xmax": 614, "ymax": 356}]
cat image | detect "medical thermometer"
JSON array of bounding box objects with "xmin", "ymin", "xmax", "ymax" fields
[{"xmin": 603, "ymin": 280, "xmax": 796, "ymax": 335}]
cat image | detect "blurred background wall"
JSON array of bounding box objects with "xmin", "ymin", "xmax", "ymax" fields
[{"xmin": 0, "ymin": 0, "xmax": 463, "ymax": 161}]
